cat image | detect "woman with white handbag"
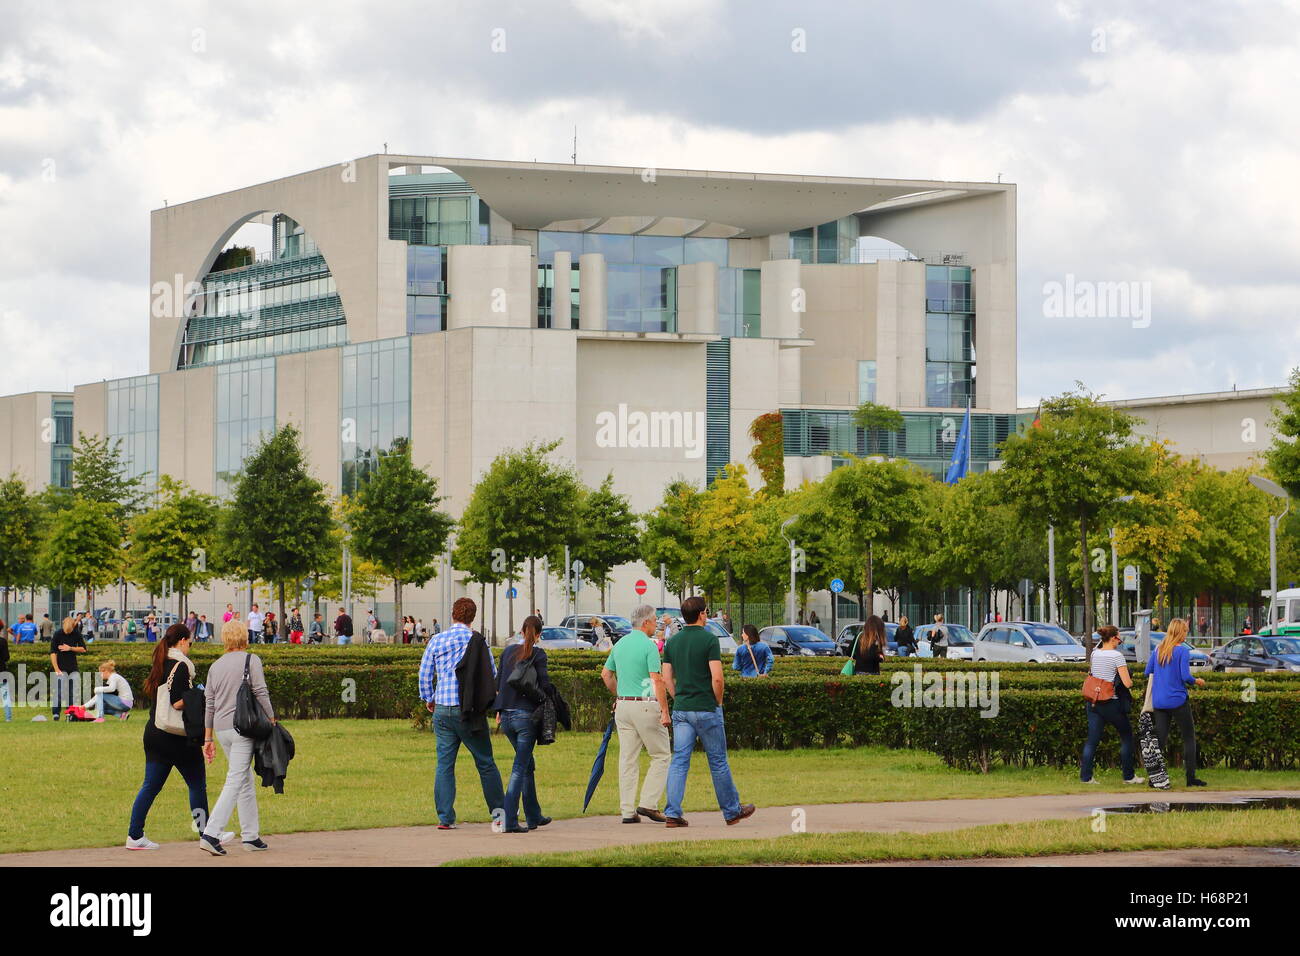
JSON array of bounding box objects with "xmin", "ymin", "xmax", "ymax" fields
[{"xmin": 125, "ymin": 624, "xmax": 221, "ymax": 851}]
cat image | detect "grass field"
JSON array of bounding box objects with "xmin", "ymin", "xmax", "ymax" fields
[
  {"xmin": 4, "ymin": 716, "xmax": 1300, "ymax": 854},
  {"xmin": 445, "ymin": 809, "xmax": 1300, "ymax": 867}
]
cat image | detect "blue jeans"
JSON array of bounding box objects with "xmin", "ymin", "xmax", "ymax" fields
[
  {"xmin": 1080, "ymin": 699, "xmax": 1135, "ymax": 781},
  {"xmin": 432, "ymin": 704, "xmax": 505, "ymax": 826},
  {"xmin": 99, "ymin": 693, "xmax": 131, "ymax": 717},
  {"xmin": 896, "ymin": 644, "xmax": 911, "ymax": 657},
  {"xmin": 501, "ymin": 709, "xmax": 543, "ymax": 830},
  {"xmin": 664, "ymin": 707, "xmax": 741, "ymax": 821},
  {"xmin": 128, "ymin": 751, "xmax": 208, "ymax": 840}
]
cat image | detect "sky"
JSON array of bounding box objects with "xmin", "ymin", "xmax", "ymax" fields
[{"xmin": 1, "ymin": 0, "xmax": 1298, "ymax": 406}]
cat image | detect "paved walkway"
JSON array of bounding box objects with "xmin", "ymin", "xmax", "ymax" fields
[{"xmin": 5, "ymin": 789, "xmax": 1296, "ymax": 867}]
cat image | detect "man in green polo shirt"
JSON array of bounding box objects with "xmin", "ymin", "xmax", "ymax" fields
[
  {"xmin": 661, "ymin": 596, "xmax": 755, "ymax": 828},
  {"xmin": 601, "ymin": 604, "xmax": 671, "ymax": 824}
]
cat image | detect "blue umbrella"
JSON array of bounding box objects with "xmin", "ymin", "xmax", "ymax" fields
[{"xmin": 582, "ymin": 718, "xmax": 616, "ymax": 812}]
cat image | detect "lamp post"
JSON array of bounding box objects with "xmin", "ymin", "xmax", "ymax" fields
[
  {"xmin": 1047, "ymin": 525, "xmax": 1056, "ymax": 625},
  {"xmin": 1248, "ymin": 475, "xmax": 1291, "ymax": 630},
  {"xmin": 780, "ymin": 517, "xmax": 797, "ymax": 624},
  {"xmin": 1111, "ymin": 495, "xmax": 1133, "ymax": 626}
]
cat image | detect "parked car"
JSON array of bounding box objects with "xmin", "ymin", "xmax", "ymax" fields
[
  {"xmin": 1211, "ymin": 635, "xmax": 1300, "ymax": 672},
  {"xmin": 972, "ymin": 621, "xmax": 1086, "ymax": 663},
  {"xmin": 704, "ymin": 619, "xmax": 738, "ymax": 656},
  {"xmin": 558, "ymin": 613, "xmax": 632, "ymax": 645},
  {"xmin": 507, "ymin": 626, "xmax": 595, "ymax": 650},
  {"xmin": 761, "ymin": 625, "xmax": 839, "ymax": 657},
  {"xmin": 834, "ymin": 620, "xmax": 899, "ymax": 656},
  {"xmin": 1116, "ymin": 630, "xmax": 1210, "ymax": 669},
  {"xmin": 914, "ymin": 623, "xmax": 976, "ymax": 660}
]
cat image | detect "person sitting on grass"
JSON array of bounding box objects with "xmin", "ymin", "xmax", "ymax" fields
[{"xmin": 86, "ymin": 660, "xmax": 134, "ymax": 721}]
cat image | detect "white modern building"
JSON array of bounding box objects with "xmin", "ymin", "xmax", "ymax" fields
[{"xmin": 0, "ymin": 154, "xmax": 1020, "ymax": 629}]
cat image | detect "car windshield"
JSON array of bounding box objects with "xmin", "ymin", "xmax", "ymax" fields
[
  {"xmin": 1023, "ymin": 624, "xmax": 1077, "ymax": 646},
  {"xmin": 1263, "ymin": 638, "xmax": 1300, "ymax": 655},
  {"xmin": 786, "ymin": 627, "xmax": 833, "ymax": 644},
  {"xmin": 941, "ymin": 625, "xmax": 974, "ymax": 645},
  {"xmin": 541, "ymin": 628, "xmax": 577, "ymax": 642}
]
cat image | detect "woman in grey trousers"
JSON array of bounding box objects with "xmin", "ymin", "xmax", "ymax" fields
[{"xmin": 199, "ymin": 618, "xmax": 276, "ymax": 856}]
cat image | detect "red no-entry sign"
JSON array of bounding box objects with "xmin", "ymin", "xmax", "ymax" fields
[{"xmin": 634, "ymin": 580, "xmax": 647, "ymax": 595}]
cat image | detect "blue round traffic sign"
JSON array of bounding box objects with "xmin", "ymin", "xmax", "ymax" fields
[
  {"xmin": 830, "ymin": 578, "xmax": 844, "ymax": 593},
  {"xmin": 507, "ymin": 587, "xmax": 518, "ymax": 599}
]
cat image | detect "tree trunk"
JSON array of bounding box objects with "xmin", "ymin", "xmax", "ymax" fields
[
  {"xmin": 491, "ymin": 581, "xmax": 498, "ymax": 646},
  {"xmin": 393, "ymin": 575, "xmax": 403, "ymax": 639},
  {"xmin": 1078, "ymin": 511, "xmax": 1094, "ymax": 653},
  {"xmin": 528, "ymin": 556, "xmax": 536, "ymax": 617},
  {"xmin": 865, "ymin": 541, "xmax": 875, "ymax": 618},
  {"xmin": 725, "ymin": 560, "xmax": 733, "ymax": 623},
  {"xmin": 277, "ymin": 581, "xmax": 287, "ymax": 641}
]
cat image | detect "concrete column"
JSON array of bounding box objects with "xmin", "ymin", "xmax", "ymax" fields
[
  {"xmin": 551, "ymin": 251, "xmax": 572, "ymax": 329},
  {"xmin": 676, "ymin": 261, "xmax": 717, "ymax": 334},
  {"xmin": 760, "ymin": 258, "xmax": 801, "ymax": 339},
  {"xmin": 578, "ymin": 253, "xmax": 606, "ymax": 331}
]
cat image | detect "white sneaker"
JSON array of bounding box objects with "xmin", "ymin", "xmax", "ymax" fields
[
  {"xmin": 1082, "ymin": 778, "xmax": 1101, "ymax": 785},
  {"xmin": 1124, "ymin": 776, "xmax": 1147, "ymax": 785},
  {"xmin": 218, "ymin": 831, "xmax": 236, "ymax": 846},
  {"xmin": 125, "ymin": 836, "xmax": 159, "ymax": 850}
]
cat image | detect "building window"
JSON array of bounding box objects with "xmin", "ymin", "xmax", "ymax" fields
[
  {"xmin": 389, "ymin": 195, "xmax": 481, "ymax": 246},
  {"xmin": 51, "ymin": 398, "xmax": 73, "ymax": 489},
  {"xmin": 789, "ymin": 218, "xmax": 858, "ymax": 264},
  {"xmin": 106, "ymin": 375, "xmax": 159, "ymax": 494},
  {"xmin": 215, "ymin": 359, "xmax": 275, "ymax": 497},
  {"xmin": 857, "ymin": 360, "xmax": 877, "ymax": 404},
  {"xmin": 406, "ymin": 246, "xmax": 446, "ymax": 333},
  {"xmin": 924, "ymin": 265, "xmax": 976, "ymax": 408},
  {"xmin": 341, "ymin": 338, "xmax": 411, "ymax": 496},
  {"xmin": 719, "ymin": 268, "xmax": 760, "ymax": 338},
  {"xmin": 706, "ymin": 340, "xmax": 731, "ymax": 484}
]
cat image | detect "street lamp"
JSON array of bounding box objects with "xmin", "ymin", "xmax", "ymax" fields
[
  {"xmin": 1111, "ymin": 495, "xmax": 1134, "ymax": 626},
  {"xmin": 780, "ymin": 517, "xmax": 797, "ymax": 624},
  {"xmin": 1249, "ymin": 475, "xmax": 1290, "ymax": 630}
]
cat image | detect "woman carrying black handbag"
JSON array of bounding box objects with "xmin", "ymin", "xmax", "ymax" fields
[
  {"xmin": 199, "ymin": 618, "xmax": 277, "ymax": 856},
  {"xmin": 492, "ymin": 615, "xmax": 552, "ymax": 834}
]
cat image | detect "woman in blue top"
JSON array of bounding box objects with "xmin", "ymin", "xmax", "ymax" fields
[
  {"xmin": 732, "ymin": 624, "xmax": 773, "ymax": 677},
  {"xmin": 1144, "ymin": 618, "xmax": 1207, "ymax": 787}
]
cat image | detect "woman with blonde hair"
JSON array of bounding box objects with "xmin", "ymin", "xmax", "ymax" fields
[
  {"xmin": 86, "ymin": 659, "xmax": 134, "ymax": 720},
  {"xmin": 1144, "ymin": 617, "xmax": 1207, "ymax": 787},
  {"xmin": 199, "ymin": 618, "xmax": 276, "ymax": 855}
]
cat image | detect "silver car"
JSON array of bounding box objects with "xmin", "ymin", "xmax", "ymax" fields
[
  {"xmin": 914, "ymin": 623, "xmax": 976, "ymax": 660},
  {"xmin": 972, "ymin": 622, "xmax": 1085, "ymax": 663},
  {"xmin": 507, "ymin": 626, "xmax": 595, "ymax": 650},
  {"xmin": 704, "ymin": 620, "xmax": 738, "ymax": 656}
]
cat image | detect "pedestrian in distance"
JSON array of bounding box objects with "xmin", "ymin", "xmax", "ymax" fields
[
  {"xmin": 1080, "ymin": 625, "xmax": 1144, "ymax": 785},
  {"xmin": 246, "ymin": 604, "xmax": 263, "ymax": 644},
  {"xmin": 602, "ymin": 604, "xmax": 671, "ymax": 823},
  {"xmin": 222, "ymin": 603, "xmax": 235, "ymax": 624},
  {"xmin": 262, "ymin": 611, "xmax": 277, "ymax": 645},
  {"xmin": 334, "ymin": 608, "xmax": 354, "ymax": 645},
  {"xmin": 199, "ymin": 619, "xmax": 277, "ymax": 855},
  {"xmin": 661, "ymin": 596, "xmax": 755, "ymax": 828},
  {"xmin": 39, "ymin": 612, "xmax": 54, "ymax": 643},
  {"xmin": 895, "ymin": 615, "xmax": 917, "ymax": 657},
  {"xmin": 309, "ymin": 612, "xmax": 326, "ymax": 644},
  {"xmin": 50, "ymin": 616, "xmax": 87, "ymax": 718},
  {"xmin": 493, "ymin": 615, "xmax": 553, "ymax": 833},
  {"xmin": 418, "ymin": 597, "xmax": 504, "ymax": 830},
  {"xmin": 851, "ymin": 615, "xmax": 887, "ymax": 675},
  {"xmin": 731, "ymin": 624, "xmax": 773, "ymax": 677},
  {"xmin": 13, "ymin": 613, "xmax": 37, "ymax": 645},
  {"xmin": 931, "ymin": 612, "xmax": 948, "ymax": 659},
  {"xmin": 126, "ymin": 624, "xmax": 213, "ymax": 851},
  {"xmin": 1145, "ymin": 618, "xmax": 1207, "ymax": 787},
  {"xmin": 289, "ymin": 607, "xmax": 304, "ymax": 644}
]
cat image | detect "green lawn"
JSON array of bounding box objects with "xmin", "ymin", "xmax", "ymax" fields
[
  {"xmin": 4, "ymin": 717, "xmax": 1300, "ymax": 854},
  {"xmin": 445, "ymin": 809, "xmax": 1300, "ymax": 867}
]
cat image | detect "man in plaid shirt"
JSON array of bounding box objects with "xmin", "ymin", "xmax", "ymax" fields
[{"xmin": 419, "ymin": 597, "xmax": 504, "ymax": 829}]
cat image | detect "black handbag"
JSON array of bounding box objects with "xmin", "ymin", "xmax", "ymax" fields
[
  {"xmin": 536, "ymin": 694, "xmax": 558, "ymax": 745},
  {"xmin": 234, "ymin": 652, "xmax": 273, "ymax": 740},
  {"xmin": 506, "ymin": 651, "xmax": 545, "ymax": 704}
]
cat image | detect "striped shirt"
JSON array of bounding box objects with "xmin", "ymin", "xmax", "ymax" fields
[
  {"xmin": 418, "ymin": 622, "xmax": 496, "ymax": 707},
  {"xmin": 1089, "ymin": 648, "xmax": 1126, "ymax": 682}
]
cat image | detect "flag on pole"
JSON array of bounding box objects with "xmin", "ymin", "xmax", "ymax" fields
[{"xmin": 944, "ymin": 402, "xmax": 972, "ymax": 485}]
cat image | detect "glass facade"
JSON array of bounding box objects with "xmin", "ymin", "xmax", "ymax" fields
[
  {"xmin": 706, "ymin": 340, "xmax": 731, "ymax": 484},
  {"xmin": 215, "ymin": 359, "xmax": 275, "ymax": 496},
  {"xmin": 406, "ymin": 245, "xmax": 447, "ymax": 333},
  {"xmin": 718, "ymin": 267, "xmax": 761, "ymax": 338},
  {"xmin": 925, "ymin": 265, "xmax": 976, "ymax": 408},
  {"xmin": 789, "ymin": 217, "xmax": 859, "ymax": 264},
  {"xmin": 50, "ymin": 397, "xmax": 73, "ymax": 489},
  {"xmin": 781, "ymin": 409, "xmax": 1015, "ymax": 478},
  {"xmin": 536, "ymin": 263, "xmax": 579, "ymax": 329},
  {"xmin": 389, "ymin": 195, "xmax": 486, "ymax": 246},
  {"xmin": 340, "ymin": 338, "xmax": 411, "ymax": 496},
  {"xmin": 857, "ymin": 360, "xmax": 877, "ymax": 405},
  {"xmin": 181, "ymin": 215, "xmax": 346, "ymax": 369},
  {"xmin": 106, "ymin": 375, "xmax": 159, "ymax": 493}
]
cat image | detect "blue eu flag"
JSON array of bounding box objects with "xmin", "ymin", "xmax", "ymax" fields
[{"xmin": 944, "ymin": 403, "xmax": 972, "ymax": 485}]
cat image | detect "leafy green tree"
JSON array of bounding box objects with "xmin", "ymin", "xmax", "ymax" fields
[
  {"xmin": 999, "ymin": 387, "xmax": 1154, "ymax": 646},
  {"xmin": 747, "ymin": 412, "xmax": 785, "ymax": 496},
  {"xmin": 219, "ymin": 425, "xmax": 334, "ymax": 636},
  {"xmin": 853, "ymin": 402, "xmax": 905, "ymax": 455},
  {"xmin": 1265, "ymin": 366, "xmax": 1300, "ymax": 497},
  {"xmin": 0, "ymin": 475, "xmax": 41, "ymax": 625},
  {"xmin": 40, "ymin": 497, "xmax": 122, "ymax": 610},
  {"xmin": 574, "ymin": 474, "xmax": 640, "ymax": 611},
  {"xmin": 348, "ymin": 440, "xmax": 454, "ymax": 630},
  {"xmin": 695, "ymin": 464, "xmax": 762, "ymax": 619},
  {"xmin": 640, "ymin": 479, "xmax": 705, "ymax": 600},
  {"xmin": 125, "ymin": 476, "xmax": 222, "ymax": 617},
  {"xmin": 452, "ymin": 488, "xmax": 510, "ymax": 639},
  {"xmin": 71, "ymin": 433, "xmax": 148, "ymax": 519}
]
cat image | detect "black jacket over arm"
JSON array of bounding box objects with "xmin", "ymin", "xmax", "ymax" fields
[{"xmin": 455, "ymin": 631, "xmax": 498, "ymax": 733}]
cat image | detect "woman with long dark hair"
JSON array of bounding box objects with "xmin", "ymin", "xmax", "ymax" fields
[
  {"xmin": 125, "ymin": 623, "xmax": 223, "ymax": 850},
  {"xmin": 851, "ymin": 615, "xmax": 887, "ymax": 675},
  {"xmin": 493, "ymin": 615, "xmax": 551, "ymax": 834}
]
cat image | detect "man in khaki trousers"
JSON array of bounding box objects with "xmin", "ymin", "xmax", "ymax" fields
[{"xmin": 601, "ymin": 604, "xmax": 672, "ymax": 824}]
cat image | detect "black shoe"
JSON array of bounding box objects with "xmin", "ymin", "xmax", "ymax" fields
[
  {"xmin": 622, "ymin": 815, "xmax": 641, "ymax": 824},
  {"xmin": 1187, "ymin": 778, "xmax": 1208, "ymax": 787},
  {"xmin": 242, "ymin": 838, "xmax": 269, "ymax": 851},
  {"xmin": 198, "ymin": 834, "xmax": 226, "ymax": 856},
  {"xmin": 502, "ymin": 826, "xmax": 530, "ymax": 834},
  {"xmin": 636, "ymin": 807, "xmax": 666, "ymax": 823},
  {"xmin": 529, "ymin": 816, "xmax": 552, "ymax": 830}
]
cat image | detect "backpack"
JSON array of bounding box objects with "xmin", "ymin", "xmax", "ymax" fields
[{"xmin": 126, "ymin": 619, "xmax": 137, "ymax": 634}]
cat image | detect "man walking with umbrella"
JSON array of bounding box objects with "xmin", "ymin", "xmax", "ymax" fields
[
  {"xmin": 599, "ymin": 604, "xmax": 671, "ymax": 824},
  {"xmin": 661, "ymin": 596, "xmax": 755, "ymax": 828}
]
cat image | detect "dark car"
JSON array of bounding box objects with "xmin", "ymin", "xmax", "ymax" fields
[
  {"xmin": 760, "ymin": 625, "xmax": 839, "ymax": 657},
  {"xmin": 1211, "ymin": 636, "xmax": 1300, "ymax": 673},
  {"xmin": 1116, "ymin": 630, "xmax": 1209, "ymax": 669},
  {"xmin": 834, "ymin": 620, "xmax": 899, "ymax": 656}
]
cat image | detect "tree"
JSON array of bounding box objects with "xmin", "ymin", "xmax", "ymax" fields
[
  {"xmin": 348, "ymin": 440, "xmax": 454, "ymax": 631},
  {"xmin": 823, "ymin": 457, "xmax": 929, "ymax": 618},
  {"xmin": 40, "ymin": 498, "xmax": 122, "ymax": 610},
  {"xmin": 640, "ymin": 479, "xmax": 706, "ymax": 600},
  {"xmin": 695, "ymin": 464, "xmax": 761, "ymax": 619},
  {"xmin": 452, "ymin": 487, "xmax": 510, "ymax": 640},
  {"xmin": 999, "ymin": 387, "xmax": 1154, "ymax": 647},
  {"xmin": 0, "ymin": 475, "xmax": 41, "ymax": 626},
  {"xmin": 575, "ymin": 474, "xmax": 640, "ymax": 611},
  {"xmin": 747, "ymin": 412, "xmax": 785, "ymax": 496},
  {"xmin": 125, "ymin": 475, "xmax": 222, "ymax": 617},
  {"xmin": 853, "ymin": 402, "xmax": 905, "ymax": 456},
  {"xmin": 1265, "ymin": 366, "xmax": 1300, "ymax": 497},
  {"xmin": 220, "ymin": 425, "xmax": 334, "ymax": 637},
  {"xmin": 71, "ymin": 433, "xmax": 148, "ymax": 520}
]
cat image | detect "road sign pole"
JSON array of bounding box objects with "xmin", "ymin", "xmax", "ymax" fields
[
  {"xmin": 1110, "ymin": 527, "xmax": 1119, "ymax": 626},
  {"xmin": 1047, "ymin": 525, "xmax": 1057, "ymax": 626}
]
